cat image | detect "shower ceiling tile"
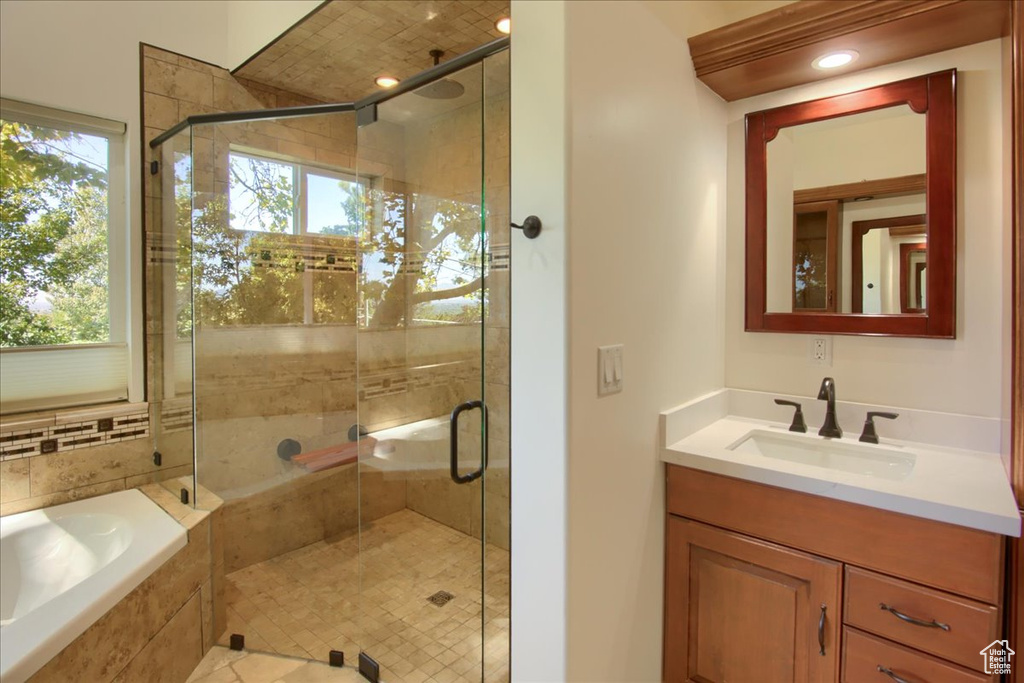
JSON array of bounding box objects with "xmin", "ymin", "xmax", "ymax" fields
[{"xmin": 234, "ymin": 0, "xmax": 509, "ymax": 104}]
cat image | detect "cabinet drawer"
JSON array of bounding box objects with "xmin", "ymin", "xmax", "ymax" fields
[
  {"xmin": 842, "ymin": 627, "xmax": 993, "ymax": 683},
  {"xmin": 844, "ymin": 567, "xmax": 999, "ymax": 671}
]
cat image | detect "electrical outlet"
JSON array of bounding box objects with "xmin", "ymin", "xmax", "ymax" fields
[
  {"xmin": 598, "ymin": 345, "xmax": 623, "ymax": 396},
  {"xmin": 810, "ymin": 337, "xmax": 832, "ymax": 366}
]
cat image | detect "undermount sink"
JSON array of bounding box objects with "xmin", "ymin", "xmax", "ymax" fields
[{"xmin": 728, "ymin": 429, "xmax": 916, "ymax": 481}]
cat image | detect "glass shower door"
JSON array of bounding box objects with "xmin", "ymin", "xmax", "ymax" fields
[{"xmin": 355, "ymin": 57, "xmax": 498, "ymax": 682}]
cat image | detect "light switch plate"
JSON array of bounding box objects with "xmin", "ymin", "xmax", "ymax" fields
[{"xmin": 598, "ymin": 345, "xmax": 623, "ymax": 396}]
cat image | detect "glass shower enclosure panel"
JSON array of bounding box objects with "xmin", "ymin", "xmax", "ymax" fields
[
  {"xmin": 355, "ymin": 57, "xmax": 504, "ymax": 681},
  {"xmin": 187, "ymin": 112, "xmax": 363, "ymax": 659},
  {"xmin": 148, "ymin": 39, "xmax": 510, "ymax": 681},
  {"xmin": 151, "ymin": 129, "xmax": 198, "ymax": 503}
]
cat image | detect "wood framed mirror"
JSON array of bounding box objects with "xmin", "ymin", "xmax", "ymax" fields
[{"xmin": 745, "ymin": 70, "xmax": 956, "ymax": 337}]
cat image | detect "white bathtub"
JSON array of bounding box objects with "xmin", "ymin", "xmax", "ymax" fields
[
  {"xmin": 0, "ymin": 489, "xmax": 187, "ymax": 682},
  {"xmin": 369, "ymin": 414, "xmax": 507, "ymax": 477}
]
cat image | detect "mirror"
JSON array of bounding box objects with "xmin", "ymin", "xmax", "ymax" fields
[{"xmin": 745, "ymin": 70, "xmax": 956, "ymax": 337}]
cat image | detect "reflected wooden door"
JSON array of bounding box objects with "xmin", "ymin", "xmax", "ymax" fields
[
  {"xmin": 664, "ymin": 517, "xmax": 841, "ymax": 683},
  {"xmin": 792, "ymin": 200, "xmax": 839, "ymax": 312}
]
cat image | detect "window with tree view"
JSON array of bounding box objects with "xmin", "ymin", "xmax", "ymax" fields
[
  {"xmin": 2, "ymin": 121, "xmax": 111, "ymax": 345},
  {"xmin": 228, "ymin": 151, "xmax": 362, "ymax": 237},
  {"xmin": 0, "ymin": 100, "xmax": 130, "ymax": 411}
]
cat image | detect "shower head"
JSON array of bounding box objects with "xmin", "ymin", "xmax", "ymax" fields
[{"xmin": 414, "ymin": 49, "xmax": 465, "ymax": 100}]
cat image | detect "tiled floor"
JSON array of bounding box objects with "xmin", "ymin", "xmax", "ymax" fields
[
  {"xmin": 219, "ymin": 509, "xmax": 510, "ymax": 683},
  {"xmin": 187, "ymin": 646, "xmax": 362, "ymax": 683}
]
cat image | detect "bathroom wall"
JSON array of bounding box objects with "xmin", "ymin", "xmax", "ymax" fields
[
  {"xmin": 564, "ymin": 2, "xmax": 727, "ymax": 680},
  {"xmin": 509, "ymin": 2, "xmax": 570, "ymax": 679},
  {"xmin": 509, "ymin": 1, "xmax": 730, "ymax": 678},
  {"xmin": 725, "ymin": 40, "xmax": 1007, "ymax": 418}
]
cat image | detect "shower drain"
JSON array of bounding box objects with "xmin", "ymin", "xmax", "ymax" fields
[{"xmin": 427, "ymin": 590, "xmax": 455, "ymax": 607}]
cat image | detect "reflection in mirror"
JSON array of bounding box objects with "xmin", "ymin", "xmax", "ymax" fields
[
  {"xmin": 901, "ymin": 242, "xmax": 927, "ymax": 312},
  {"xmin": 765, "ymin": 104, "xmax": 926, "ymax": 315},
  {"xmin": 851, "ymin": 213, "xmax": 926, "ymax": 314}
]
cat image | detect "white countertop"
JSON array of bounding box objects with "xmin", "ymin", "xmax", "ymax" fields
[{"xmin": 660, "ymin": 391, "xmax": 1021, "ymax": 537}]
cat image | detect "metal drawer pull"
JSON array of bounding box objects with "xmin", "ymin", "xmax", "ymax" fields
[
  {"xmin": 877, "ymin": 665, "xmax": 912, "ymax": 683},
  {"xmin": 817, "ymin": 605, "xmax": 826, "ymax": 656},
  {"xmin": 879, "ymin": 603, "xmax": 951, "ymax": 631}
]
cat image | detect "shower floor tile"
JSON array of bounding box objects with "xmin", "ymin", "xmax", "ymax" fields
[{"xmin": 219, "ymin": 509, "xmax": 510, "ymax": 683}]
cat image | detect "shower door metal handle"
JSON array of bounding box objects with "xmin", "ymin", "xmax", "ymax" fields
[{"xmin": 450, "ymin": 400, "xmax": 488, "ymax": 484}]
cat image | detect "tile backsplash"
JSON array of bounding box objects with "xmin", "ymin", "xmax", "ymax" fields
[{"xmin": 0, "ymin": 406, "xmax": 150, "ymax": 461}]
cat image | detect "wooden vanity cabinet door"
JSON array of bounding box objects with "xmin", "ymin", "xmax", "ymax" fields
[{"xmin": 665, "ymin": 516, "xmax": 842, "ymax": 682}]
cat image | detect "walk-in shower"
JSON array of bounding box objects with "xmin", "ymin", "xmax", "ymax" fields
[{"xmin": 148, "ymin": 38, "xmax": 510, "ymax": 683}]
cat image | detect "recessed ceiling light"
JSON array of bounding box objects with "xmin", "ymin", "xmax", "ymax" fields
[
  {"xmin": 495, "ymin": 17, "xmax": 511, "ymax": 34},
  {"xmin": 375, "ymin": 76, "xmax": 400, "ymax": 89},
  {"xmin": 812, "ymin": 50, "xmax": 859, "ymax": 70}
]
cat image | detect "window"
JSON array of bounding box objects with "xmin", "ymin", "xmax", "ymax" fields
[
  {"xmin": 0, "ymin": 99, "xmax": 134, "ymax": 412},
  {"xmin": 227, "ymin": 151, "xmax": 363, "ymax": 237}
]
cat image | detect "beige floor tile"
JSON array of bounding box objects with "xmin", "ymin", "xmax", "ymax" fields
[
  {"xmin": 222, "ymin": 509, "xmax": 509, "ymax": 683},
  {"xmin": 191, "ymin": 664, "xmax": 241, "ymax": 683},
  {"xmin": 187, "ymin": 647, "xmax": 248, "ymax": 682},
  {"xmin": 231, "ymin": 652, "xmax": 306, "ymax": 681}
]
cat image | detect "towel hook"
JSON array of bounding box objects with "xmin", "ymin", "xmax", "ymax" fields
[{"xmin": 511, "ymin": 215, "xmax": 542, "ymax": 239}]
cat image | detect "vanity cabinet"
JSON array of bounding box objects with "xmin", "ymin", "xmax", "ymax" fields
[
  {"xmin": 664, "ymin": 465, "xmax": 1005, "ymax": 682},
  {"xmin": 665, "ymin": 517, "xmax": 841, "ymax": 681}
]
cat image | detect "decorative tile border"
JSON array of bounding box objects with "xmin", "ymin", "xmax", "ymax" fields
[
  {"xmin": 160, "ymin": 399, "xmax": 193, "ymax": 434},
  {"xmin": 488, "ymin": 244, "xmax": 509, "ymax": 272},
  {"xmin": 0, "ymin": 408, "xmax": 150, "ymax": 461}
]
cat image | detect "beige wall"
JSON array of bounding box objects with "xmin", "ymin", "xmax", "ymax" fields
[
  {"xmin": 726, "ymin": 40, "xmax": 1007, "ymax": 417},
  {"xmin": 565, "ymin": 2, "xmax": 727, "ymax": 680}
]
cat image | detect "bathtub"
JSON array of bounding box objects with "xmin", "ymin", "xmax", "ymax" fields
[
  {"xmin": 0, "ymin": 489, "xmax": 187, "ymax": 682},
  {"xmin": 369, "ymin": 414, "xmax": 507, "ymax": 477}
]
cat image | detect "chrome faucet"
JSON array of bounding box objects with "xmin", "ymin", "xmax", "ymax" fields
[{"xmin": 817, "ymin": 377, "xmax": 842, "ymax": 438}]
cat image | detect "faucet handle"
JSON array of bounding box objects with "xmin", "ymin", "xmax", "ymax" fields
[
  {"xmin": 859, "ymin": 411, "xmax": 899, "ymax": 444},
  {"xmin": 774, "ymin": 399, "xmax": 807, "ymax": 433}
]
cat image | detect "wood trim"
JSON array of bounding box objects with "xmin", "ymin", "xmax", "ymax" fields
[
  {"xmin": 745, "ymin": 113, "xmax": 768, "ymax": 332},
  {"xmin": 1009, "ymin": 534, "xmax": 1022, "ymax": 683},
  {"xmin": 794, "ymin": 174, "xmax": 926, "ymax": 205},
  {"xmin": 666, "ymin": 465, "xmax": 1005, "ymax": 604},
  {"xmin": 1011, "ymin": 0, "xmax": 1024, "ymax": 509},
  {"xmin": 899, "ymin": 242, "xmax": 928, "ymax": 313},
  {"xmin": 745, "ymin": 70, "xmax": 956, "ymax": 338},
  {"xmin": 851, "ymin": 214, "xmax": 926, "ymax": 313},
  {"xmin": 1010, "ymin": 2, "xmax": 1023, "ymax": 676},
  {"xmin": 889, "ymin": 225, "xmax": 927, "ymax": 237},
  {"xmin": 687, "ymin": 0, "xmax": 1009, "ymax": 101}
]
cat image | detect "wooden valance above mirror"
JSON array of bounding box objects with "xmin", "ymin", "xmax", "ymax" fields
[
  {"xmin": 688, "ymin": 1, "xmax": 1008, "ymax": 102},
  {"xmin": 745, "ymin": 70, "xmax": 956, "ymax": 338}
]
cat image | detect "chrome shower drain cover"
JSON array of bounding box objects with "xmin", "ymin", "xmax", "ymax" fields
[{"xmin": 427, "ymin": 590, "xmax": 455, "ymax": 607}]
